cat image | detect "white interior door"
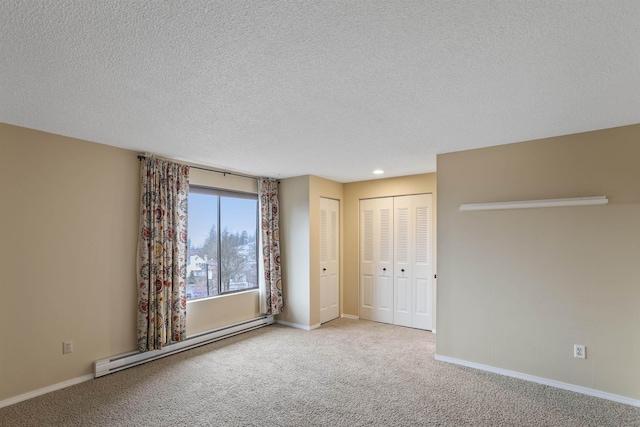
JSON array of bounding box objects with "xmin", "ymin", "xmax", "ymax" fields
[
  {"xmin": 393, "ymin": 196, "xmax": 412, "ymax": 327},
  {"xmin": 362, "ymin": 194, "xmax": 434, "ymax": 330},
  {"xmin": 360, "ymin": 197, "xmax": 394, "ymax": 324},
  {"xmin": 320, "ymin": 197, "xmax": 339, "ymax": 323},
  {"xmin": 360, "ymin": 199, "xmax": 375, "ymax": 321},
  {"xmin": 410, "ymin": 194, "xmax": 433, "ymax": 330},
  {"xmin": 376, "ymin": 199, "xmax": 394, "ymax": 324}
]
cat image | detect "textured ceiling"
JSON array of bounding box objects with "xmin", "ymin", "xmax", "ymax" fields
[{"xmin": 1, "ymin": 1, "xmax": 639, "ymax": 182}]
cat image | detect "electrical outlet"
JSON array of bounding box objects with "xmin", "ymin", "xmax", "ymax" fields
[
  {"xmin": 63, "ymin": 341, "xmax": 73, "ymax": 354},
  {"xmin": 574, "ymin": 344, "xmax": 586, "ymax": 359}
]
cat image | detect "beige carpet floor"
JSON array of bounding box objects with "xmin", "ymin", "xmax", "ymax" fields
[{"xmin": 1, "ymin": 318, "xmax": 639, "ymax": 426}]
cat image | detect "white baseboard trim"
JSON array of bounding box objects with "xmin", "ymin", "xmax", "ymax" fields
[
  {"xmin": 95, "ymin": 316, "xmax": 273, "ymax": 378},
  {"xmin": 0, "ymin": 374, "xmax": 94, "ymax": 409},
  {"xmin": 276, "ymin": 320, "xmax": 321, "ymax": 330},
  {"xmin": 340, "ymin": 314, "xmax": 360, "ymax": 320},
  {"xmin": 434, "ymin": 354, "xmax": 640, "ymax": 408}
]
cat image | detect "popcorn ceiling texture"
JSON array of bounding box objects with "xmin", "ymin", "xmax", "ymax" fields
[{"xmin": 1, "ymin": 1, "xmax": 639, "ymax": 182}]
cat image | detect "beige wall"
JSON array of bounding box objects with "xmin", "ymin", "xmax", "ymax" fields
[
  {"xmin": 436, "ymin": 124, "xmax": 640, "ymax": 400},
  {"xmin": 0, "ymin": 124, "xmax": 139, "ymax": 401},
  {"xmin": 278, "ymin": 175, "xmax": 311, "ymax": 326},
  {"xmin": 0, "ymin": 124, "xmax": 262, "ymax": 402},
  {"xmin": 343, "ymin": 174, "xmax": 437, "ymax": 319},
  {"xmin": 187, "ymin": 290, "xmax": 260, "ymax": 335}
]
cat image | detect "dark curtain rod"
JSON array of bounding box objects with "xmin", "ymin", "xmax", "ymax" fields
[{"xmin": 137, "ymin": 155, "xmax": 260, "ymax": 181}]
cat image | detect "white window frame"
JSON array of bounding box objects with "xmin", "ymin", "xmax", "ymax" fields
[{"xmin": 187, "ymin": 185, "xmax": 259, "ymax": 300}]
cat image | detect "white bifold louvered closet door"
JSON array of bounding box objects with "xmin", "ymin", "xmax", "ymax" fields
[{"xmin": 360, "ymin": 194, "xmax": 433, "ymax": 330}]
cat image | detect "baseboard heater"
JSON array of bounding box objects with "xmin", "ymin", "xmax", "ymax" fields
[{"xmin": 95, "ymin": 315, "xmax": 274, "ymax": 378}]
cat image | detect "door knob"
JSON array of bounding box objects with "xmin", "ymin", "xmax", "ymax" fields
[
  {"xmin": 383, "ymin": 268, "xmax": 386, "ymax": 271},
  {"xmin": 401, "ymin": 269, "xmax": 405, "ymax": 272},
  {"xmin": 323, "ymin": 268, "xmax": 327, "ymax": 271}
]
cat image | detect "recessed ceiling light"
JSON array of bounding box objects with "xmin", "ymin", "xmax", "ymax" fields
[{"xmin": 373, "ymin": 169, "xmax": 384, "ymax": 175}]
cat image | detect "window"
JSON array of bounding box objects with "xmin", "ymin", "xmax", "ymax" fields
[{"xmin": 186, "ymin": 186, "xmax": 259, "ymax": 300}]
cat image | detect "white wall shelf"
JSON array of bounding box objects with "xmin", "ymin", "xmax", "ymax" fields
[{"xmin": 459, "ymin": 196, "xmax": 608, "ymax": 211}]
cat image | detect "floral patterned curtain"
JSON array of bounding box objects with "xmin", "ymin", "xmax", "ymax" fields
[
  {"xmin": 259, "ymin": 178, "xmax": 283, "ymax": 315},
  {"xmin": 137, "ymin": 157, "xmax": 189, "ymax": 352}
]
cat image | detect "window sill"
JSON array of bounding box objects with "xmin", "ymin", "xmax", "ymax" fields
[{"xmin": 186, "ymin": 288, "xmax": 259, "ymax": 305}]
